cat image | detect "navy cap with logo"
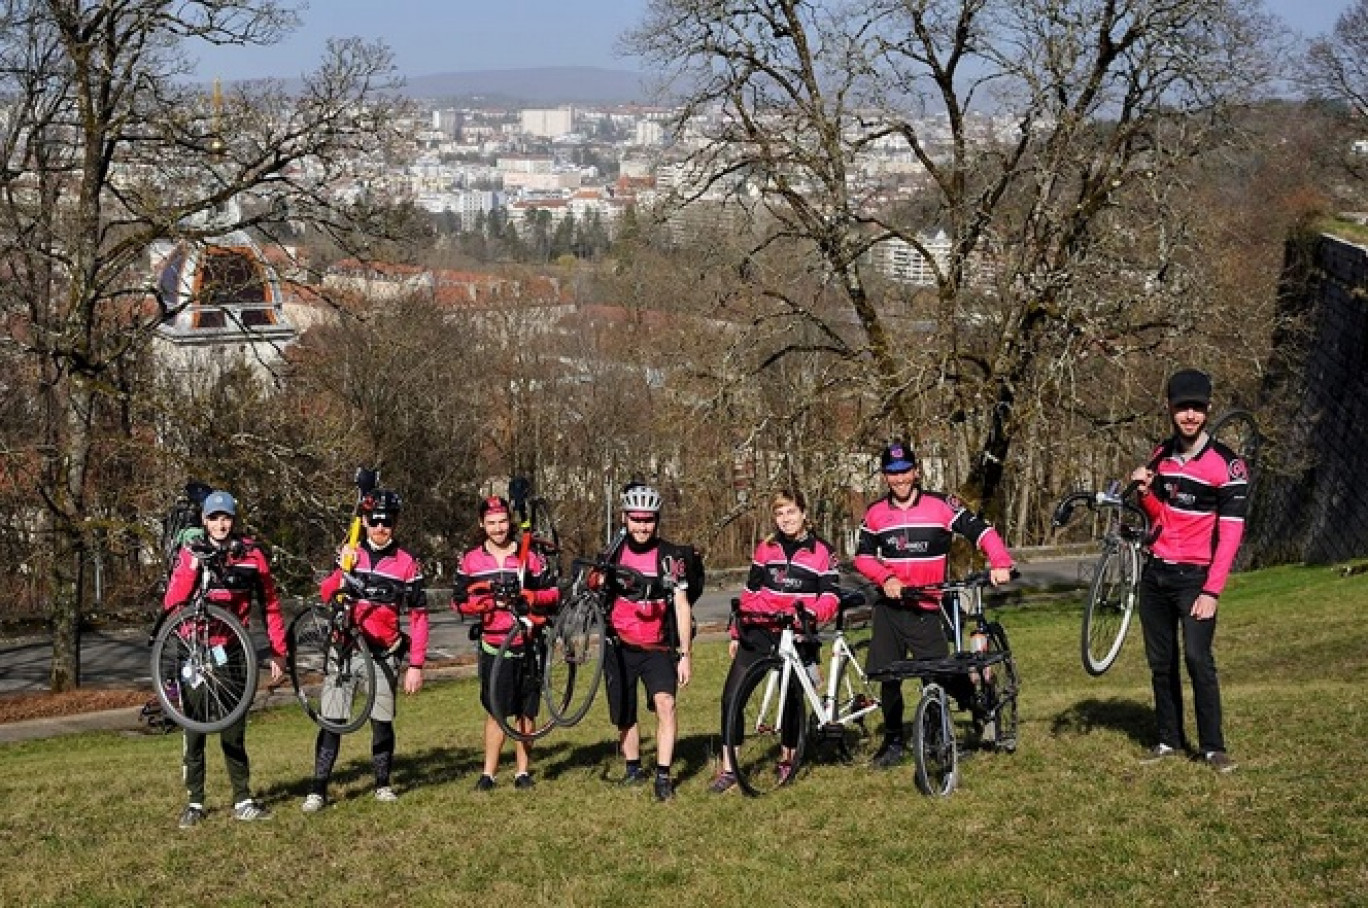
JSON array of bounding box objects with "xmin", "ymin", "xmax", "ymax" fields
[
  {"xmin": 880, "ymin": 441, "xmax": 917, "ymax": 473},
  {"xmin": 1166, "ymin": 369, "xmax": 1212, "ymax": 407}
]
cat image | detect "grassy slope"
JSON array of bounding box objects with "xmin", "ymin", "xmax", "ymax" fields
[{"xmin": 1, "ymin": 565, "xmax": 1365, "ymax": 907}]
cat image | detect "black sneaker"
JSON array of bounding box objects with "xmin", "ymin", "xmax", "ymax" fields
[
  {"xmin": 1196, "ymin": 750, "xmax": 1237, "ymax": 773},
  {"xmin": 618, "ymin": 767, "xmax": 648, "ymax": 787},
  {"xmin": 872, "ymin": 741, "xmax": 905, "ymax": 769},
  {"xmin": 514, "ymin": 772, "xmax": 535, "ymax": 790},
  {"xmin": 473, "ymin": 774, "xmax": 496, "ymax": 792},
  {"xmin": 653, "ymin": 775, "xmax": 674, "ymax": 802},
  {"xmin": 178, "ymin": 804, "xmax": 206, "ymax": 829}
]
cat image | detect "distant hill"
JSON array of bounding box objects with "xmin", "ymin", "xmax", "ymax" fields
[{"xmin": 402, "ymin": 67, "xmax": 654, "ymax": 106}]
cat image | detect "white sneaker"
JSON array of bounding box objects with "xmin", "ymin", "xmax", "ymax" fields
[
  {"xmin": 301, "ymin": 794, "xmax": 327, "ymax": 813},
  {"xmin": 374, "ymin": 786, "xmax": 399, "ymax": 802},
  {"xmin": 232, "ymin": 799, "xmax": 272, "ymax": 821}
]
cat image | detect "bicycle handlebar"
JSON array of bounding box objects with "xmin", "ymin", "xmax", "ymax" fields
[
  {"xmin": 1051, "ymin": 481, "xmax": 1148, "ymax": 531},
  {"xmin": 898, "ymin": 568, "xmax": 1020, "ymax": 601}
]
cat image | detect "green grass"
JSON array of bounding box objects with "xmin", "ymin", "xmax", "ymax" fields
[{"xmin": 3, "ymin": 564, "xmax": 1367, "ymax": 907}]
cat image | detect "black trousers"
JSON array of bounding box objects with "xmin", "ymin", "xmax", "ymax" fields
[{"xmin": 1139, "ymin": 560, "xmax": 1225, "ymax": 754}]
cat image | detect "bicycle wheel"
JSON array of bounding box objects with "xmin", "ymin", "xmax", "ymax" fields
[
  {"xmin": 983, "ymin": 622, "xmax": 1019, "ymax": 753},
  {"xmin": 912, "ymin": 685, "xmax": 958, "ymax": 797},
  {"xmin": 288, "ymin": 605, "xmax": 376, "ymax": 735},
  {"xmin": 1210, "ymin": 408, "xmax": 1261, "ymax": 494},
  {"xmin": 823, "ymin": 629, "xmax": 878, "ymax": 760},
  {"xmin": 542, "ymin": 592, "xmax": 606, "ymax": 727},
  {"xmin": 150, "ymin": 602, "xmax": 258, "ymax": 735},
  {"xmin": 1081, "ymin": 542, "xmax": 1139, "ymax": 676},
  {"xmin": 726, "ymin": 657, "xmax": 809, "ymax": 796},
  {"xmin": 489, "ymin": 620, "xmax": 558, "ymax": 743}
]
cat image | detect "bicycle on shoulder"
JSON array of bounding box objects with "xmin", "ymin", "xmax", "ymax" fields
[
  {"xmin": 1052, "ymin": 480, "xmax": 1153, "ymax": 676},
  {"xmin": 723, "ymin": 587, "xmax": 881, "ymax": 797},
  {"xmin": 286, "ymin": 571, "xmax": 380, "ymax": 735},
  {"xmin": 540, "ymin": 556, "xmax": 656, "ymax": 729},
  {"xmin": 870, "ymin": 570, "xmax": 1020, "ymax": 798},
  {"xmin": 148, "ymin": 545, "xmax": 259, "ymax": 735}
]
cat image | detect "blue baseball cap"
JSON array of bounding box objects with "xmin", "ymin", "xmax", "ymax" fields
[
  {"xmin": 202, "ymin": 491, "xmax": 237, "ymax": 517},
  {"xmin": 880, "ymin": 442, "xmax": 917, "ymax": 473}
]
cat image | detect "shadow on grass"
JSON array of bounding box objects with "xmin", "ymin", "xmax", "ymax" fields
[
  {"xmin": 257, "ymin": 736, "xmax": 490, "ymax": 805},
  {"xmin": 537, "ymin": 730, "xmax": 723, "ymax": 785},
  {"xmin": 1050, "ymin": 697, "xmax": 1153, "ymax": 745}
]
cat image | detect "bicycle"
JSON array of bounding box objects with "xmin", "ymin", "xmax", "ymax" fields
[
  {"xmin": 479, "ymin": 476, "xmax": 564, "ymax": 744},
  {"xmin": 287, "ymin": 572, "xmax": 379, "ymax": 735},
  {"xmin": 1052, "ymin": 481, "xmax": 1152, "ymax": 676},
  {"xmin": 722, "ymin": 587, "xmax": 881, "ymax": 796},
  {"xmin": 148, "ymin": 547, "xmax": 260, "ymax": 735},
  {"xmin": 869, "ymin": 570, "xmax": 1020, "ymax": 797},
  {"xmin": 1052, "ymin": 407, "xmax": 1259, "ymax": 675},
  {"xmin": 538, "ymin": 555, "xmax": 651, "ymax": 729}
]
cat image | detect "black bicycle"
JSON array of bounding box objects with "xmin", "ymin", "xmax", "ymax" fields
[
  {"xmin": 287, "ymin": 572, "xmax": 378, "ymax": 735},
  {"xmin": 870, "ymin": 571, "xmax": 1020, "ymax": 797},
  {"xmin": 148, "ymin": 549, "xmax": 259, "ymax": 735},
  {"xmin": 539, "ymin": 557, "xmax": 655, "ymax": 728}
]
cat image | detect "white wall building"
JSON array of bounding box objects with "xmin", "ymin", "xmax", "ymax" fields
[{"xmin": 521, "ymin": 107, "xmax": 575, "ymax": 138}]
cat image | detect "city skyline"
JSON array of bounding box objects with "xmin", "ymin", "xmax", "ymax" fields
[{"xmin": 190, "ymin": 0, "xmax": 1356, "ymax": 82}]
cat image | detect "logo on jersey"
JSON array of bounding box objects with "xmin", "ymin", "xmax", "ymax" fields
[
  {"xmin": 893, "ymin": 535, "xmax": 929, "ymax": 554},
  {"xmin": 1229, "ymin": 458, "xmax": 1248, "ymax": 482}
]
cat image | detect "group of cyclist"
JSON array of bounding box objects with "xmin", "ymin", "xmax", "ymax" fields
[{"xmin": 161, "ymin": 367, "xmax": 1246, "ymax": 825}]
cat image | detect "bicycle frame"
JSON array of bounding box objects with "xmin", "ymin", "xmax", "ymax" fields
[{"xmin": 748, "ymin": 617, "xmax": 878, "ymax": 738}]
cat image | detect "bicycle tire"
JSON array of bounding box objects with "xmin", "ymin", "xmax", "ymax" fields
[
  {"xmin": 912, "ymin": 685, "xmax": 958, "ymax": 797},
  {"xmin": 542, "ymin": 591, "xmax": 606, "ymax": 727},
  {"xmin": 489, "ymin": 619, "xmax": 559, "ymax": 743},
  {"xmin": 150, "ymin": 602, "xmax": 258, "ymax": 735},
  {"xmin": 1081, "ymin": 542, "xmax": 1139, "ymax": 676},
  {"xmin": 984, "ymin": 622, "xmax": 1019, "ymax": 753},
  {"xmin": 288, "ymin": 605, "xmax": 377, "ymax": 735},
  {"xmin": 726, "ymin": 657, "xmax": 809, "ymax": 796},
  {"xmin": 1209, "ymin": 408, "xmax": 1261, "ymax": 495},
  {"xmin": 823, "ymin": 630, "xmax": 878, "ymax": 761}
]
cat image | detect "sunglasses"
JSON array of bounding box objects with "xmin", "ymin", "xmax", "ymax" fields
[
  {"xmin": 626, "ymin": 512, "xmax": 658, "ymax": 524},
  {"xmin": 365, "ymin": 514, "xmax": 395, "ymax": 528}
]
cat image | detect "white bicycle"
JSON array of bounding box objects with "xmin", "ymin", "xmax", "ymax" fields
[{"xmin": 723, "ymin": 589, "xmax": 880, "ymax": 796}]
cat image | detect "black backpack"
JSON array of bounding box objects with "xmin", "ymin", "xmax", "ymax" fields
[
  {"xmin": 659, "ymin": 542, "xmax": 705, "ymax": 650},
  {"xmin": 161, "ymin": 481, "xmax": 212, "ymax": 569}
]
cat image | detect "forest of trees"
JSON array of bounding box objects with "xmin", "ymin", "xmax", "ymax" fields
[{"xmin": 1, "ymin": 0, "xmax": 1364, "ymax": 688}]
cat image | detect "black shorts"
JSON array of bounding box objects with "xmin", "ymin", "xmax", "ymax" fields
[
  {"xmin": 478, "ymin": 645, "xmax": 542, "ymax": 721},
  {"xmin": 866, "ymin": 602, "xmax": 950, "ymax": 676},
  {"xmin": 603, "ymin": 642, "xmax": 677, "ymax": 729}
]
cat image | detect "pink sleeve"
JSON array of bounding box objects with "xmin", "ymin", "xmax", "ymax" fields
[
  {"xmin": 255, "ymin": 550, "xmax": 288, "ymax": 657},
  {"xmin": 1202, "ymin": 518, "xmax": 1245, "ymax": 597},
  {"xmin": 977, "ymin": 528, "xmax": 1013, "ymax": 570},
  {"xmin": 163, "ymin": 548, "xmax": 197, "ymax": 610},
  {"xmin": 853, "ymin": 554, "xmax": 891, "ymax": 587},
  {"xmin": 407, "ymin": 607, "xmax": 430, "ymax": 668},
  {"xmin": 319, "ymin": 568, "xmax": 343, "ymax": 603}
]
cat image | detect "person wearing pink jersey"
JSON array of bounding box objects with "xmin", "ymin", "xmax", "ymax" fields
[
  {"xmin": 853, "ymin": 441, "xmax": 1014, "ymax": 769},
  {"xmin": 1131, "ymin": 369, "xmax": 1248, "ymax": 773},
  {"xmin": 601, "ymin": 483, "xmax": 695, "ymax": 801},
  {"xmin": 302, "ymin": 489, "xmax": 429, "ymax": 811}
]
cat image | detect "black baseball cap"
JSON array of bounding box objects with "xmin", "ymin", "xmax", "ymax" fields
[
  {"xmin": 880, "ymin": 441, "xmax": 917, "ymax": 473},
  {"xmin": 1166, "ymin": 369, "xmax": 1212, "ymax": 407}
]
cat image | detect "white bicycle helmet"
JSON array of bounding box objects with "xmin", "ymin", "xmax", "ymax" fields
[{"xmin": 620, "ymin": 483, "xmax": 662, "ymax": 513}]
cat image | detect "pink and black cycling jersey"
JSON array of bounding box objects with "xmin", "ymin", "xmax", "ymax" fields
[
  {"xmin": 163, "ymin": 538, "xmax": 287, "ymax": 657},
  {"xmin": 1138, "ymin": 436, "xmax": 1248, "ymax": 596},
  {"xmin": 854, "ymin": 490, "xmax": 1012, "ymax": 609},
  {"xmin": 450, "ymin": 544, "xmax": 558, "ymax": 649},
  {"xmin": 734, "ymin": 533, "xmax": 841, "ymax": 637},
  {"xmin": 608, "ymin": 543, "xmax": 678, "ymax": 649},
  {"xmin": 319, "ymin": 541, "xmax": 430, "ymax": 667}
]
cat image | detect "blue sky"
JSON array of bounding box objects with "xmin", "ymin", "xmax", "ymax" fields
[{"xmin": 191, "ymin": 0, "xmax": 1354, "ymax": 80}]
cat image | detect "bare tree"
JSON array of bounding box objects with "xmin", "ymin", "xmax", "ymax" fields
[
  {"xmin": 1306, "ymin": 0, "xmax": 1368, "ymax": 116},
  {"xmin": 625, "ymin": 0, "xmax": 1276, "ymax": 516},
  {"xmin": 0, "ymin": 0, "xmax": 403, "ymax": 689}
]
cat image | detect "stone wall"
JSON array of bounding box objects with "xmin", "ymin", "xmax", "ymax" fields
[{"xmin": 1245, "ymin": 232, "xmax": 1368, "ymax": 566}]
